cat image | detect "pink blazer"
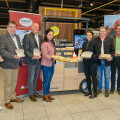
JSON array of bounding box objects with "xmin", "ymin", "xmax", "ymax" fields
[{"xmin": 41, "ymin": 41, "xmax": 55, "ymax": 67}]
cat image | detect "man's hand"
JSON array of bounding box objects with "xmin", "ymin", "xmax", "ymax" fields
[
  {"xmin": 14, "ymin": 55, "xmax": 21, "ymax": 59},
  {"xmin": 21, "ymin": 49, "xmax": 24, "ymax": 53},
  {"xmin": 99, "ymin": 55, "xmax": 102, "ymax": 59},
  {"xmin": 112, "ymin": 21, "xmax": 117, "ymax": 29},
  {"xmin": 32, "ymin": 55, "xmax": 41, "ymax": 60}
]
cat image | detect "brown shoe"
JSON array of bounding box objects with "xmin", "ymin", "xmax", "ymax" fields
[
  {"xmin": 5, "ymin": 102, "xmax": 13, "ymax": 109},
  {"xmin": 34, "ymin": 93, "xmax": 43, "ymax": 98},
  {"xmin": 29, "ymin": 95, "xmax": 37, "ymax": 102},
  {"xmin": 10, "ymin": 98, "xmax": 24, "ymax": 102},
  {"xmin": 105, "ymin": 90, "xmax": 109, "ymax": 97},
  {"xmin": 48, "ymin": 94, "xmax": 55, "ymax": 100},
  {"xmin": 43, "ymin": 95, "xmax": 52, "ymax": 102}
]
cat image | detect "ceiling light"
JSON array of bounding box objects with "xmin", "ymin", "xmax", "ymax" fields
[
  {"xmin": 90, "ymin": 1, "xmax": 94, "ymax": 6},
  {"xmin": 78, "ymin": 0, "xmax": 82, "ymax": 7}
]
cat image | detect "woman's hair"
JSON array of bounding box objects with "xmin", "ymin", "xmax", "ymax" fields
[
  {"xmin": 86, "ymin": 30, "xmax": 94, "ymax": 36},
  {"xmin": 43, "ymin": 29, "xmax": 54, "ymax": 42},
  {"xmin": 43, "ymin": 29, "xmax": 55, "ymax": 46}
]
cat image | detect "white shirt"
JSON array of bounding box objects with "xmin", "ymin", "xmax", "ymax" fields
[
  {"xmin": 11, "ymin": 35, "xmax": 19, "ymax": 49},
  {"xmin": 35, "ymin": 34, "xmax": 39, "ymax": 48},
  {"xmin": 101, "ymin": 39, "xmax": 104, "ymax": 54}
]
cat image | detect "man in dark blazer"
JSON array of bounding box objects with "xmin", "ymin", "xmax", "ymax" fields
[
  {"xmin": 23, "ymin": 23, "xmax": 43, "ymax": 102},
  {"xmin": 95, "ymin": 26, "xmax": 115, "ymax": 97},
  {"xmin": 0, "ymin": 21, "xmax": 24, "ymax": 109},
  {"xmin": 110, "ymin": 24, "xmax": 120, "ymax": 95}
]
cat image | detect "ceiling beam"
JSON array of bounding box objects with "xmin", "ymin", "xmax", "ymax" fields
[
  {"xmin": 0, "ymin": 7, "xmax": 29, "ymax": 10},
  {"xmin": 82, "ymin": 0, "xmax": 119, "ymax": 15},
  {"xmin": 1, "ymin": 0, "xmax": 25, "ymax": 3},
  {"xmin": 4, "ymin": 0, "xmax": 9, "ymax": 9},
  {"xmin": 90, "ymin": 11, "xmax": 115, "ymax": 21},
  {"xmin": 40, "ymin": 2, "xmax": 115, "ymax": 12}
]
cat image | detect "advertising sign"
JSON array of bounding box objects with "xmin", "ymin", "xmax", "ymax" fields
[{"xmin": 9, "ymin": 11, "xmax": 42, "ymax": 96}]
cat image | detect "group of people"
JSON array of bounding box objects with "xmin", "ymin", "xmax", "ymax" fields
[
  {"xmin": 0, "ymin": 21, "xmax": 56, "ymax": 109},
  {"xmin": 0, "ymin": 20, "xmax": 120, "ymax": 109},
  {"xmin": 82, "ymin": 24, "xmax": 120, "ymax": 99}
]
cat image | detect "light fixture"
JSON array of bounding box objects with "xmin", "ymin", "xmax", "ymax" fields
[
  {"xmin": 90, "ymin": 1, "xmax": 94, "ymax": 6},
  {"xmin": 78, "ymin": 0, "xmax": 82, "ymax": 8}
]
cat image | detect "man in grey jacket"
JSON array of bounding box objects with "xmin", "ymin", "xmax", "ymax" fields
[
  {"xmin": 0, "ymin": 21, "xmax": 24, "ymax": 109},
  {"xmin": 23, "ymin": 23, "xmax": 43, "ymax": 102}
]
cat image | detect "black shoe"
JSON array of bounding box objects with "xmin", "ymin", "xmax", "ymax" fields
[
  {"xmin": 89, "ymin": 93, "xmax": 97, "ymax": 99},
  {"xmin": 97, "ymin": 89, "xmax": 102, "ymax": 95},
  {"xmin": 118, "ymin": 90, "xmax": 120, "ymax": 95},
  {"xmin": 110, "ymin": 89, "xmax": 114, "ymax": 94},
  {"xmin": 29, "ymin": 95, "xmax": 37, "ymax": 102},
  {"xmin": 34, "ymin": 93, "xmax": 43, "ymax": 98},
  {"xmin": 105, "ymin": 90, "xmax": 109, "ymax": 97},
  {"xmin": 84, "ymin": 91, "xmax": 92, "ymax": 96}
]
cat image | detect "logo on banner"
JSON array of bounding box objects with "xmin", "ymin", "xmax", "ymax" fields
[
  {"xmin": 51, "ymin": 26, "xmax": 59, "ymax": 36},
  {"xmin": 19, "ymin": 18, "xmax": 33, "ymax": 27}
]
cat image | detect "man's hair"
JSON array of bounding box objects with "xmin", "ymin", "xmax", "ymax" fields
[
  {"xmin": 7, "ymin": 21, "xmax": 17, "ymax": 27},
  {"xmin": 99, "ymin": 26, "xmax": 107, "ymax": 31},
  {"xmin": 115, "ymin": 24, "xmax": 120, "ymax": 29}
]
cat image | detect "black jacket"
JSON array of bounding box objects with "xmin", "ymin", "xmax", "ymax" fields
[
  {"xmin": 94, "ymin": 36, "xmax": 115, "ymax": 66},
  {"xmin": 23, "ymin": 32, "xmax": 43, "ymax": 65},
  {"xmin": 82, "ymin": 39, "xmax": 100, "ymax": 63}
]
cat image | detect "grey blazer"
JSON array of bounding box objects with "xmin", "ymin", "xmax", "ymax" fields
[
  {"xmin": 23, "ymin": 32, "xmax": 43, "ymax": 65},
  {"xmin": 0, "ymin": 32, "xmax": 21, "ymax": 69}
]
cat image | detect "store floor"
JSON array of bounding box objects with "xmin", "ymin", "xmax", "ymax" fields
[{"xmin": 0, "ymin": 68, "xmax": 120, "ymax": 120}]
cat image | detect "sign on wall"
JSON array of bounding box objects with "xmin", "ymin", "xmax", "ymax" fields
[{"xmin": 104, "ymin": 15, "xmax": 120, "ymax": 37}]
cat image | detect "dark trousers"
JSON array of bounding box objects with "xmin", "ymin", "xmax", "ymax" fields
[
  {"xmin": 111, "ymin": 58, "xmax": 120, "ymax": 90},
  {"xmin": 83, "ymin": 60, "xmax": 98, "ymax": 94}
]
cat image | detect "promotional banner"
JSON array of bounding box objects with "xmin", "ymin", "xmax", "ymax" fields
[
  {"xmin": 104, "ymin": 15, "xmax": 120, "ymax": 89},
  {"xmin": 9, "ymin": 10, "xmax": 41, "ymax": 44},
  {"xmin": 104, "ymin": 15, "xmax": 120, "ymax": 37},
  {"xmin": 9, "ymin": 11, "xmax": 42, "ymax": 96}
]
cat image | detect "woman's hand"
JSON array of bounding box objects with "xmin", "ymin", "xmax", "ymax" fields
[
  {"xmin": 33, "ymin": 55, "xmax": 41, "ymax": 60},
  {"xmin": 107, "ymin": 57, "xmax": 113, "ymax": 61}
]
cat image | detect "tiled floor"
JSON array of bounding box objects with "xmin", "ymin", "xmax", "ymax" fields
[{"xmin": 1, "ymin": 68, "xmax": 120, "ymax": 120}]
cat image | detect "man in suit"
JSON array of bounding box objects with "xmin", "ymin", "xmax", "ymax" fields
[
  {"xmin": 0, "ymin": 21, "xmax": 24, "ymax": 109},
  {"xmin": 95, "ymin": 26, "xmax": 115, "ymax": 97},
  {"xmin": 23, "ymin": 23, "xmax": 43, "ymax": 102},
  {"xmin": 110, "ymin": 24, "xmax": 120, "ymax": 94}
]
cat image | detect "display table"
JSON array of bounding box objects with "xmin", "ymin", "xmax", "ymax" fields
[
  {"xmin": 15, "ymin": 62, "xmax": 42, "ymax": 96},
  {"xmin": 50, "ymin": 61, "xmax": 85, "ymax": 91}
]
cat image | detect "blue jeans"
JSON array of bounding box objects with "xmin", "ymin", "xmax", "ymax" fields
[
  {"xmin": 41, "ymin": 63, "xmax": 54, "ymax": 95},
  {"xmin": 27, "ymin": 61, "xmax": 41, "ymax": 96},
  {"xmin": 97, "ymin": 60, "xmax": 111, "ymax": 90}
]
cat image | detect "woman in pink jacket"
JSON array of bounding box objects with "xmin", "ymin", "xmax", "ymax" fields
[{"xmin": 41, "ymin": 29, "xmax": 56, "ymax": 102}]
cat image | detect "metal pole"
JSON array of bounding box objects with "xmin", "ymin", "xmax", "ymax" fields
[
  {"xmin": 86, "ymin": 20, "xmax": 88, "ymax": 31},
  {"xmin": 61, "ymin": 0, "xmax": 63, "ymax": 8},
  {"xmin": 77, "ymin": 22, "xmax": 79, "ymax": 29},
  {"xmin": 44, "ymin": 18, "xmax": 46, "ymax": 37}
]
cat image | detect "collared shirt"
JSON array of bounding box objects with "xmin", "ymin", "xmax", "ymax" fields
[
  {"xmin": 115, "ymin": 36, "xmax": 120, "ymax": 52},
  {"xmin": 35, "ymin": 34, "xmax": 39, "ymax": 48},
  {"xmin": 99, "ymin": 37, "xmax": 106, "ymax": 54},
  {"xmin": 10, "ymin": 34, "xmax": 19, "ymax": 49}
]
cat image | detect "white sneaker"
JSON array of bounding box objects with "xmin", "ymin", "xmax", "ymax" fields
[{"xmin": 0, "ymin": 106, "xmax": 2, "ymax": 111}]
